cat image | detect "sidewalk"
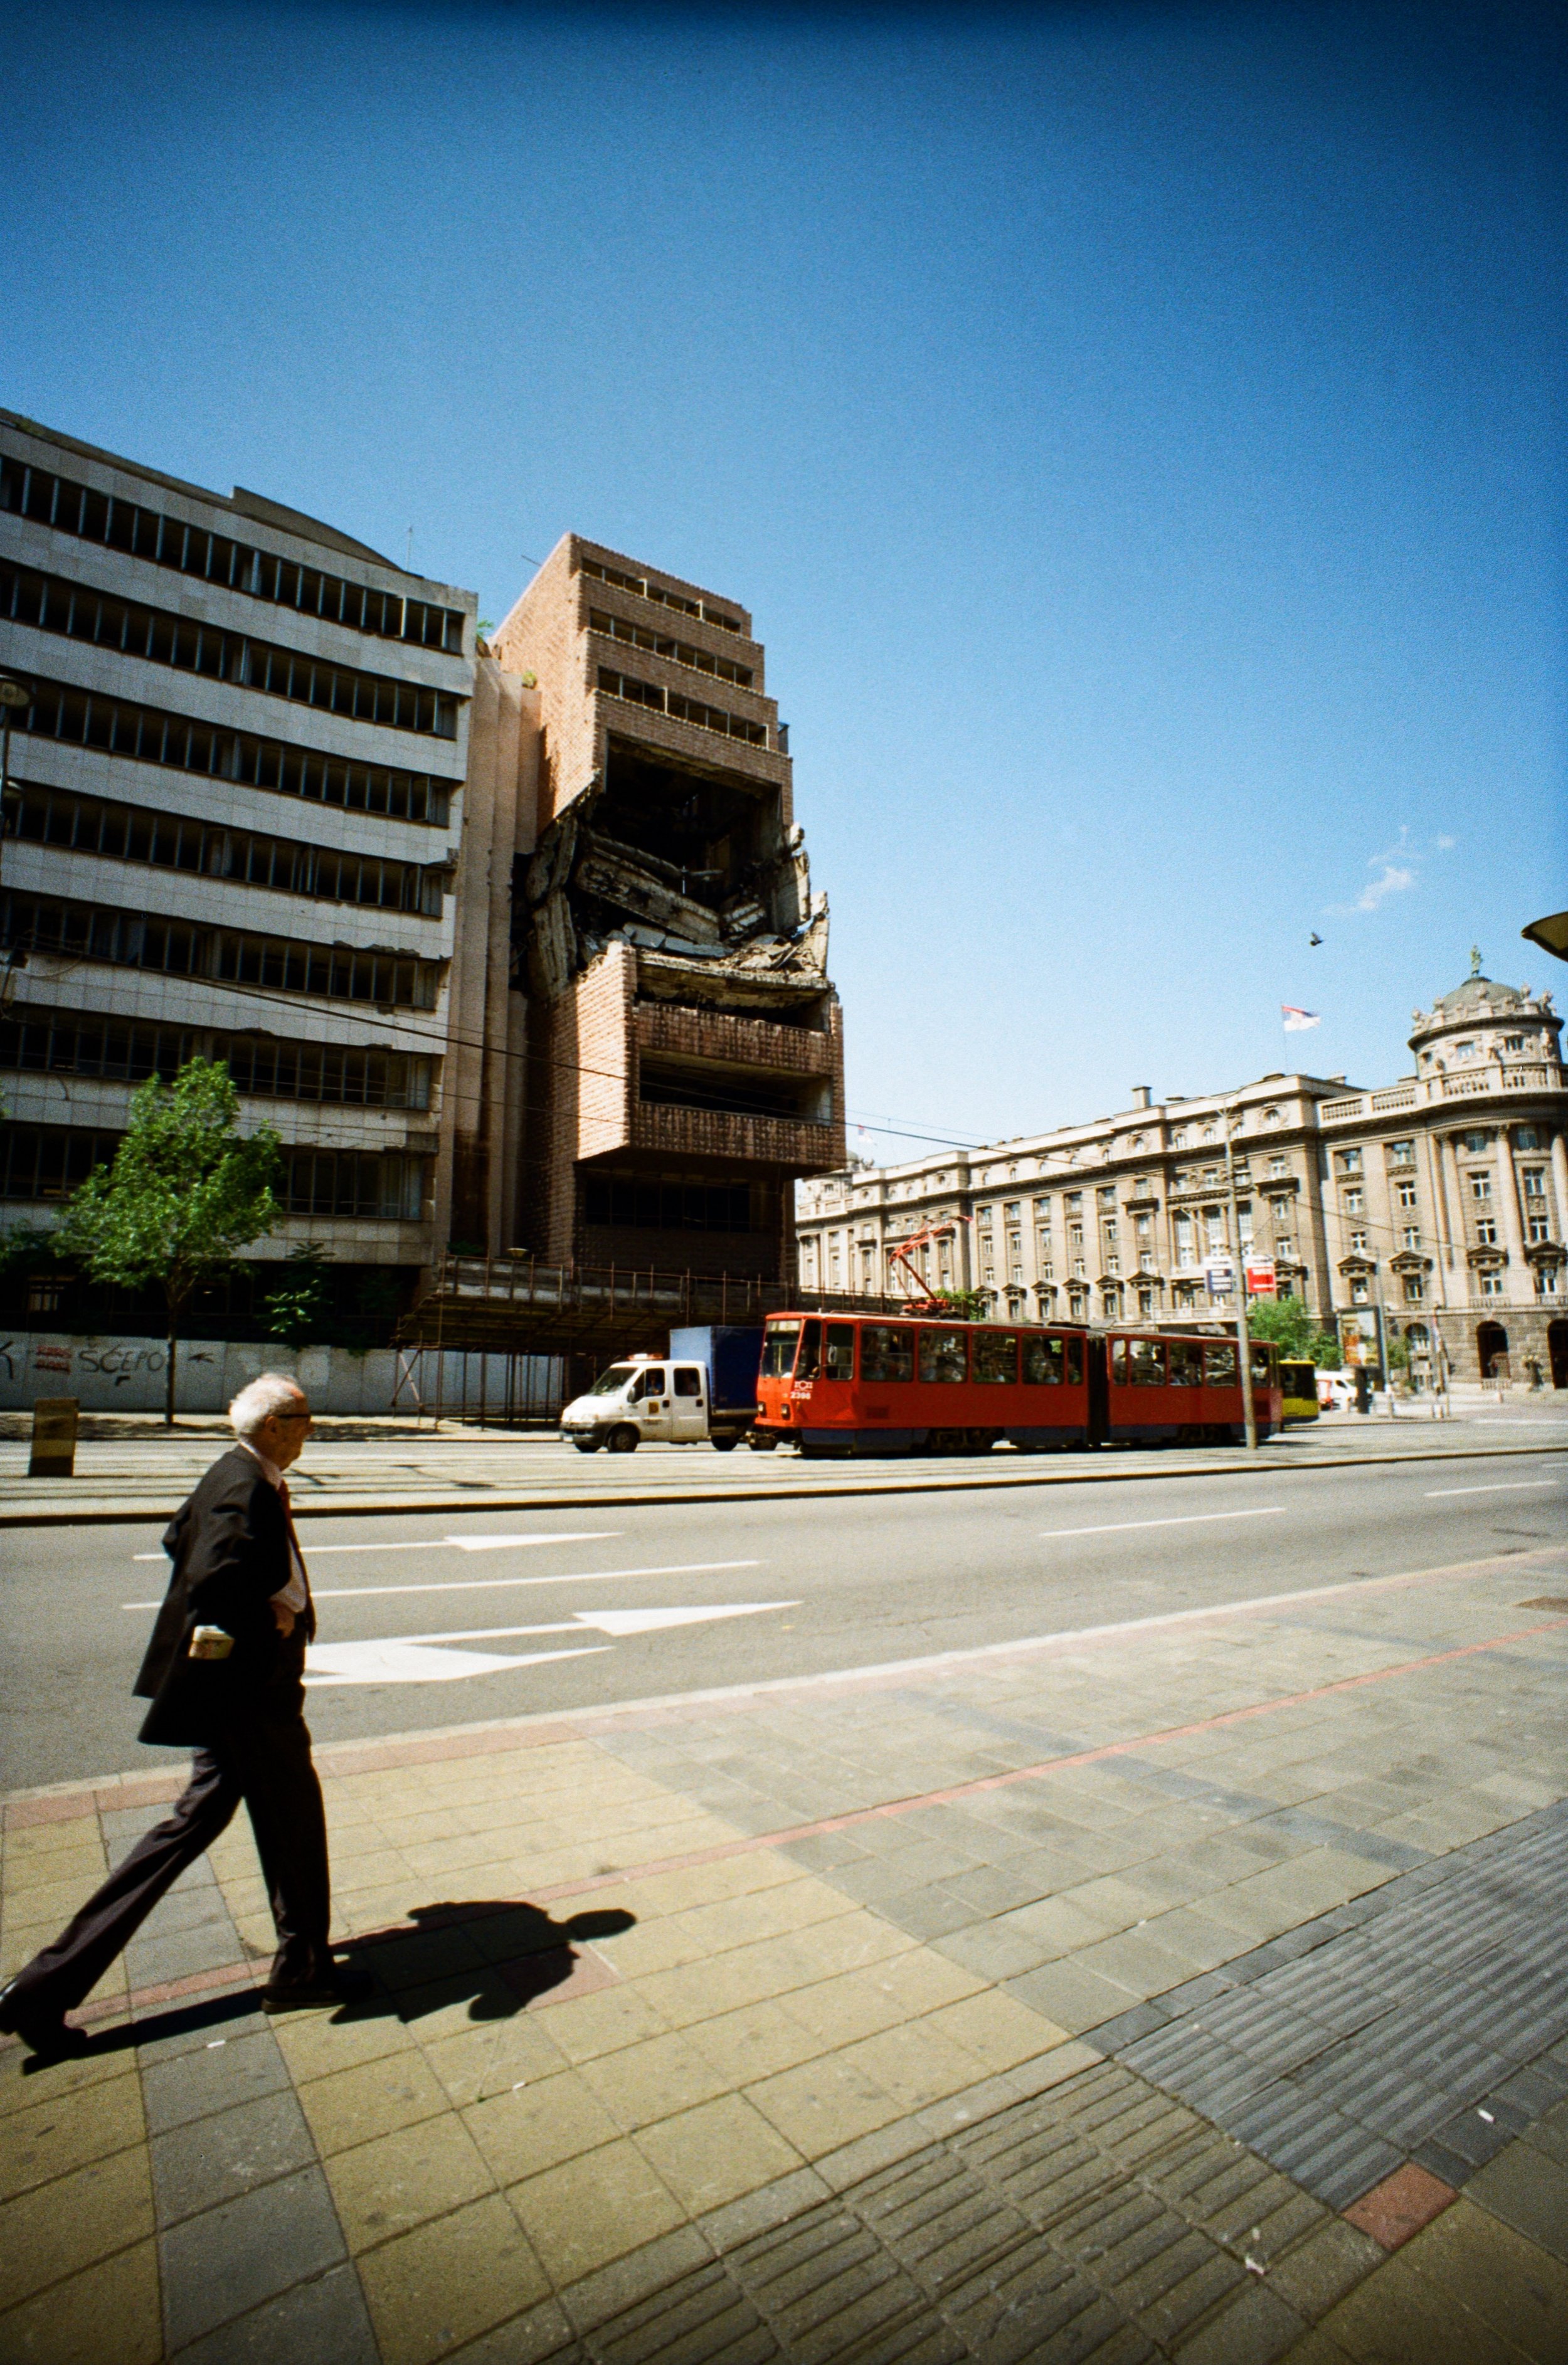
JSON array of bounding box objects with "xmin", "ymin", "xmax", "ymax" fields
[
  {"xmin": 5, "ymin": 1542, "xmax": 1568, "ymax": 2362},
  {"xmin": 2, "ymin": 1409, "xmax": 1564, "ymax": 1525}
]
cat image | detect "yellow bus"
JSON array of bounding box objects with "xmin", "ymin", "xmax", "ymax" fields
[{"xmin": 1278, "ymin": 1360, "xmax": 1320, "ymax": 1422}]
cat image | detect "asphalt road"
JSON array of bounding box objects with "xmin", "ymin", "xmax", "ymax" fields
[{"xmin": 3, "ymin": 1449, "xmax": 1564, "ymax": 1791}]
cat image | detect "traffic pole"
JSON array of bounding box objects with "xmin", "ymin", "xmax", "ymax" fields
[{"xmin": 1226, "ymin": 1106, "xmax": 1259, "ymax": 1452}]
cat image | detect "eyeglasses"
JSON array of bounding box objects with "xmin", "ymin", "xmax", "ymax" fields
[{"xmin": 272, "ymin": 1410, "xmax": 312, "ymax": 1424}]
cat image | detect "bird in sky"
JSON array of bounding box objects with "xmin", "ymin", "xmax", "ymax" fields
[{"xmin": 1309, "ymin": 933, "xmax": 1323, "ymax": 946}]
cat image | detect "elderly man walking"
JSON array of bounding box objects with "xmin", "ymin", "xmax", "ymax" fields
[{"xmin": 0, "ymin": 1373, "xmax": 366, "ymax": 2058}]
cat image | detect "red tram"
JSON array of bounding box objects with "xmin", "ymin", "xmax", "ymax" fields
[{"xmin": 754, "ymin": 1314, "xmax": 1279, "ymax": 1455}]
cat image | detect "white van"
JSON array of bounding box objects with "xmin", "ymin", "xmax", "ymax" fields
[{"xmin": 561, "ymin": 1355, "xmax": 714, "ymax": 1453}]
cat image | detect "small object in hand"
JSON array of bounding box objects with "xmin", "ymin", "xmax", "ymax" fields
[{"xmin": 189, "ymin": 1626, "xmax": 235, "ymax": 1661}]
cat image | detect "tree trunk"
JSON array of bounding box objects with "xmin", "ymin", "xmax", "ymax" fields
[{"xmin": 166, "ymin": 1306, "xmax": 177, "ymax": 1429}]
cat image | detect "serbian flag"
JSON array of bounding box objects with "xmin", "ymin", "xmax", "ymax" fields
[{"xmin": 1282, "ymin": 1006, "xmax": 1321, "ymax": 1032}]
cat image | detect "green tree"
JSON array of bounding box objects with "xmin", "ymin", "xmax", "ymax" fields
[
  {"xmin": 262, "ymin": 1242, "xmax": 333, "ymax": 1347},
  {"xmin": 1244, "ymin": 1296, "xmax": 1339, "ymax": 1368},
  {"xmin": 59, "ymin": 1059, "xmax": 281, "ymax": 1426}
]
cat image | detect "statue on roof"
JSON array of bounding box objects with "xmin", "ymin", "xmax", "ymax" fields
[{"xmin": 1470, "ymin": 945, "xmax": 1483, "ymax": 976}]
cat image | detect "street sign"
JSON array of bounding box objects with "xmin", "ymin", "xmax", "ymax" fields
[
  {"xmin": 1245, "ymin": 1259, "xmax": 1277, "ymax": 1298},
  {"xmin": 1204, "ymin": 1258, "xmax": 1234, "ymax": 1295}
]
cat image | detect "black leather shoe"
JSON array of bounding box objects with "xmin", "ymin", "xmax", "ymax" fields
[
  {"xmin": 261, "ymin": 1962, "xmax": 373, "ymax": 2011},
  {"xmin": 0, "ymin": 1980, "xmax": 88, "ymax": 2058}
]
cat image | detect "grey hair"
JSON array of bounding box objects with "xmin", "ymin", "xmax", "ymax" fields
[{"xmin": 229, "ymin": 1372, "xmax": 309, "ymax": 1440}]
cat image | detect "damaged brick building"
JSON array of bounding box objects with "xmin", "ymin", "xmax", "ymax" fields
[{"xmin": 482, "ymin": 536, "xmax": 845, "ymax": 1285}]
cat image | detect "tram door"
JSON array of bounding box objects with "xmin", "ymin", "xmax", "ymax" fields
[{"xmin": 1086, "ymin": 1335, "xmax": 1110, "ymax": 1444}]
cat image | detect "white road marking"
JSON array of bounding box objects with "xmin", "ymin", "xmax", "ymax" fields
[
  {"xmin": 304, "ymin": 1642, "xmax": 610, "ymax": 1686},
  {"xmin": 355, "ymin": 1603, "xmax": 798, "ymax": 1645},
  {"xmin": 1424, "ymin": 1479, "xmax": 1565, "ymax": 1498},
  {"xmin": 1039, "ymin": 1509, "xmax": 1285, "ymax": 1539},
  {"xmin": 121, "ymin": 1558, "xmax": 763, "ymax": 1611},
  {"xmin": 131, "ymin": 1530, "xmax": 613, "ymax": 1562}
]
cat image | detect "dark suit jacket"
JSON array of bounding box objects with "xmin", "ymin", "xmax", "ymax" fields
[{"xmin": 136, "ymin": 1447, "xmax": 315, "ymax": 1746}]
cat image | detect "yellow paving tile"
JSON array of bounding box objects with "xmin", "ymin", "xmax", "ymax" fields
[
  {"xmin": 464, "ymin": 2068, "xmax": 623, "ymax": 2185},
  {"xmin": 0, "ymin": 2144, "xmax": 155, "ymax": 2311},
  {"xmin": 1397, "ymin": 2198, "xmax": 1568, "ymax": 2360},
  {"xmin": 924, "ymin": 1990, "xmax": 1073, "ymax": 2073},
  {"xmin": 635, "ymin": 1942, "xmax": 798, "ymax": 2028},
  {"xmin": 745, "ymin": 2053, "xmax": 904, "ymax": 2159},
  {"xmin": 764, "ymin": 1913, "xmax": 913, "ymax": 1987},
  {"xmin": 326, "ymin": 2114, "xmax": 496, "ymax": 2252},
  {"xmin": 297, "ymin": 2046, "xmax": 453, "ymax": 2153},
  {"xmin": 635, "ymin": 2092, "xmax": 803, "ymax": 2216},
  {"xmin": 536, "ymin": 1982, "xmax": 671, "ymax": 2065},
  {"xmin": 270, "ymin": 2003, "xmax": 420, "ymax": 2083},
  {"xmin": 779, "ymin": 1969, "xmax": 914, "ymax": 2049},
  {"xmin": 0, "ymin": 2036, "xmax": 133, "ymax": 2121},
  {"xmin": 0, "ymin": 2235, "xmax": 161, "ymax": 2365},
  {"xmin": 0, "ymin": 2065, "xmax": 144, "ymax": 2203},
  {"xmin": 838, "ymin": 2019, "xmax": 995, "ymax": 2112},
  {"xmin": 578, "ymin": 2029, "xmax": 735, "ymax": 2130},
  {"xmin": 356, "ymin": 2193, "xmax": 549, "ymax": 2365},
  {"xmin": 864, "ymin": 1949, "xmax": 989, "ymax": 2014},
  {"xmin": 686, "ymin": 1997, "xmax": 828, "ymax": 2086},
  {"xmin": 421, "ymin": 2013, "xmax": 571, "ymax": 2108},
  {"xmin": 507, "ymin": 2138, "xmax": 686, "ymax": 2286}
]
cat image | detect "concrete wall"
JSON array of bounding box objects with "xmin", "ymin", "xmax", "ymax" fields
[{"xmin": 0, "ymin": 1333, "xmax": 556, "ymax": 1417}]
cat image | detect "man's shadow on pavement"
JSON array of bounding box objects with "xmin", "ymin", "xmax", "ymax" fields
[
  {"xmin": 336, "ymin": 1898, "xmax": 637, "ymax": 2022},
  {"xmin": 75, "ymin": 1898, "xmax": 637, "ymax": 2060}
]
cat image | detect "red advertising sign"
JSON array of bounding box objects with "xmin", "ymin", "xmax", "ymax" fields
[{"xmin": 1245, "ymin": 1260, "xmax": 1277, "ymax": 1298}]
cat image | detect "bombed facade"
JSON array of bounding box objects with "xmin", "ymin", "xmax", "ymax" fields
[{"xmin": 490, "ymin": 536, "xmax": 844, "ymax": 1279}]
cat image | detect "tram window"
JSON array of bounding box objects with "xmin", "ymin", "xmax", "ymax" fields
[
  {"xmin": 918, "ymin": 1327, "xmax": 968, "ymax": 1383},
  {"xmin": 861, "ymin": 1325, "xmax": 915, "ymax": 1383},
  {"xmin": 823, "ymin": 1324, "xmax": 856, "ymax": 1382},
  {"xmin": 972, "ymin": 1331, "xmax": 1019, "ymax": 1384},
  {"xmin": 1129, "ymin": 1338, "xmax": 1165, "ymax": 1386},
  {"xmin": 1111, "ymin": 1339, "xmax": 1129, "ymax": 1384},
  {"xmin": 1168, "ymin": 1340, "xmax": 1204, "ymax": 1387},
  {"xmin": 1064, "ymin": 1336, "xmax": 1084, "ymax": 1384},
  {"xmin": 1250, "ymin": 1343, "xmax": 1273, "ymax": 1385},
  {"xmin": 1205, "ymin": 1342, "xmax": 1237, "ymax": 1386},
  {"xmin": 760, "ymin": 1323, "xmax": 801, "ymax": 1378},
  {"xmin": 1022, "ymin": 1335, "xmax": 1064, "ymax": 1385},
  {"xmin": 796, "ymin": 1319, "xmax": 822, "ymax": 1380}
]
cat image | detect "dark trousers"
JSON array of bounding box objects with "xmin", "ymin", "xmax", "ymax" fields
[{"xmin": 11, "ymin": 1716, "xmax": 330, "ymax": 2018}]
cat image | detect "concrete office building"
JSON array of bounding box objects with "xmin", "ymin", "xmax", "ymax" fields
[
  {"xmin": 795, "ymin": 960, "xmax": 1566, "ymax": 1387},
  {"xmin": 489, "ymin": 535, "xmax": 844, "ymax": 1281},
  {"xmin": 0, "ymin": 411, "xmax": 477, "ymax": 1330}
]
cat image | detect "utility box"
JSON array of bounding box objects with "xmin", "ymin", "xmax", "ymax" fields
[{"xmin": 29, "ymin": 1396, "xmax": 80, "ymax": 1478}]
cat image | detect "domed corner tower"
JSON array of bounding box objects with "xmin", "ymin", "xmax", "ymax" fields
[{"xmin": 1404, "ymin": 955, "xmax": 1567, "ymax": 1387}]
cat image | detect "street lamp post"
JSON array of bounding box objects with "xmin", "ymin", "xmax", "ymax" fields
[{"xmin": 1224, "ymin": 1104, "xmax": 1259, "ymax": 1452}]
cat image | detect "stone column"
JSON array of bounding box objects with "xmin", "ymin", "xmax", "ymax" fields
[
  {"xmin": 1424, "ymin": 1127, "xmax": 1453, "ymax": 1304},
  {"xmin": 1552, "ymin": 1126, "xmax": 1568, "ymax": 1243},
  {"xmin": 1496, "ymin": 1126, "xmax": 1527, "ymax": 1299}
]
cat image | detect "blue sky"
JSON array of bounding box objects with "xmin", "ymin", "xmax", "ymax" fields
[{"xmin": 4, "ymin": 0, "xmax": 1562, "ymax": 1156}]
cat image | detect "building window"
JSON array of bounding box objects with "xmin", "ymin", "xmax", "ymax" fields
[
  {"xmin": 1174, "ymin": 1214, "xmax": 1194, "ymax": 1269},
  {"xmin": 1135, "ymin": 1213, "xmax": 1152, "ymax": 1240},
  {"xmin": 1517, "ymin": 1127, "xmax": 1542, "ymax": 1150},
  {"xmin": 1480, "ymin": 1271, "xmax": 1504, "ymax": 1298},
  {"xmin": 1538, "ymin": 1268, "xmax": 1560, "ymax": 1296},
  {"xmin": 1463, "ymin": 1130, "xmax": 1490, "ymax": 1153},
  {"xmin": 596, "ymin": 667, "xmax": 768, "ymax": 747},
  {"xmin": 580, "ymin": 557, "xmax": 742, "ymax": 633},
  {"xmin": 1529, "ymin": 1215, "xmax": 1551, "ymax": 1244},
  {"xmin": 1350, "ymin": 1230, "xmax": 1369, "ymax": 1254},
  {"xmin": 1268, "ymin": 1156, "xmax": 1288, "ymax": 1177},
  {"xmin": 1033, "ymin": 1196, "xmax": 1052, "ymax": 1221},
  {"xmin": 1389, "ymin": 1140, "xmax": 1415, "ymax": 1167},
  {"xmin": 1103, "ymin": 1217, "xmax": 1118, "ymax": 1243},
  {"xmin": 1403, "ymin": 1276, "xmax": 1425, "ymax": 1303},
  {"xmin": 12, "ymin": 676, "xmax": 453, "ymax": 827},
  {"xmin": 1067, "ymin": 1221, "xmax": 1083, "ymax": 1249},
  {"xmin": 1201, "ymin": 1124, "xmax": 1217, "ymax": 1143},
  {"xmin": 1522, "ymin": 1168, "xmax": 1545, "ymax": 1198},
  {"xmin": 1139, "ymin": 1250, "xmax": 1155, "ymax": 1273},
  {"xmin": 1337, "ymin": 1148, "xmax": 1363, "ymax": 1173},
  {"xmin": 1504, "ymin": 1035, "xmax": 1523, "ymax": 1052},
  {"xmin": 1071, "ymin": 1257, "xmax": 1086, "ymax": 1280},
  {"xmin": 1343, "ymin": 1187, "xmax": 1364, "ymax": 1214},
  {"xmin": 1277, "ymin": 1236, "xmax": 1295, "ymax": 1259},
  {"xmin": 1064, "ymin": 1192, "xmax": 1082, "ymax": 1215},
  {"xmin": 1171, "ymin": 1128, "xmax": 1189, "ymax": 1148},
  {"xmin": 1352, "ymin": 1278, "xmax": 1370, "ymax": 1304},
  {"xmin": 1397, "ymin": 1180, "xmax": 1418, "ymax": 1210},
  {"xmin": 0, "ymin": 454, "xmax": 467, "ymax": 650},
  {"xmin": 589, "ymin": 610, "xmax": 752, "ymax": 687},
  {"xmin": 1204, "ymin": 1210, "xmax": 1224, "ymax": 1252},
  {"xmin": 1263, "ymin": 1106, "xmax": 1281, "ymax": 1126},
  {"xmin": 0, "ymin": 1012, "xmax": 432, "ymax": 1107},
  {"xmin": 1402, "ymin": 1226, "xmax": 1421, "ymax": 1251},
  {"xmin": 1475, "ymin": 1219, "xmax": 1498, "ymax": 1246},
  {"xmin": 1, "ymin": 561, "xmax": 462, "ymax": 739},
  {"xmin": 1471, "ymin": 1174, "xmax": 1493, "ymax": 1201},
  {"xmin": 1004, "ymin": 1200, "xmax": 1021, "ymax": 1220}
]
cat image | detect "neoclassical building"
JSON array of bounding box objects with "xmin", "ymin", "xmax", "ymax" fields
[{"xmin": 793, "ymin": 960, "xmax": 1566, "ymax": 1386}]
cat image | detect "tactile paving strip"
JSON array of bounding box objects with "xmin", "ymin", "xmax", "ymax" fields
[{"xmin": 1086, "ymin": 1800, "xmax": 1568, "ymax": 2208}]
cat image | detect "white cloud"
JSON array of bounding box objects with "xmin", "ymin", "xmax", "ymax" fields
[{"xmin": 1353, "ymin": 862, "xmax": 1416, "ymax": 912}]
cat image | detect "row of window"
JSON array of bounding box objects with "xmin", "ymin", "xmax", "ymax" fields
[
  {"xmin": 578, "ymin": 558, "xmax": 741, "ymax": 635},
  {"xmin": 4, "ymin": 780, "xmax": 444, "ymax": 916},
  {"xmin": 13, "ymin": 676, "xmax": 453, "ymax": 827},
  {"xmin": 581, "ymin": 1175, "xmax": 760, "ymax": 1235},
  {"xmin": 0, "ymin": 1012, "xmax": 433, "ymax": 1109},
  {"xmin": 1, "ymin": 891, "xmax": 442, "ymax": 1010},
  {"xmin": 2, "ymin": 563, "xmax": 461, "ymax": 740},
  {"xmin": 0, "ymin": 1122, "xmax": 429, "ymax": 1217},
  {"xmin": 595, "ymin": 667, "xmax": 769, "ymax": 748},
  {"xmin": 1, "ymin": 455, "xmax": 465, "ymax": 650},
  {"xmin": 588, "ymin": 611, "xmax": 753, "ymax": 689}
]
